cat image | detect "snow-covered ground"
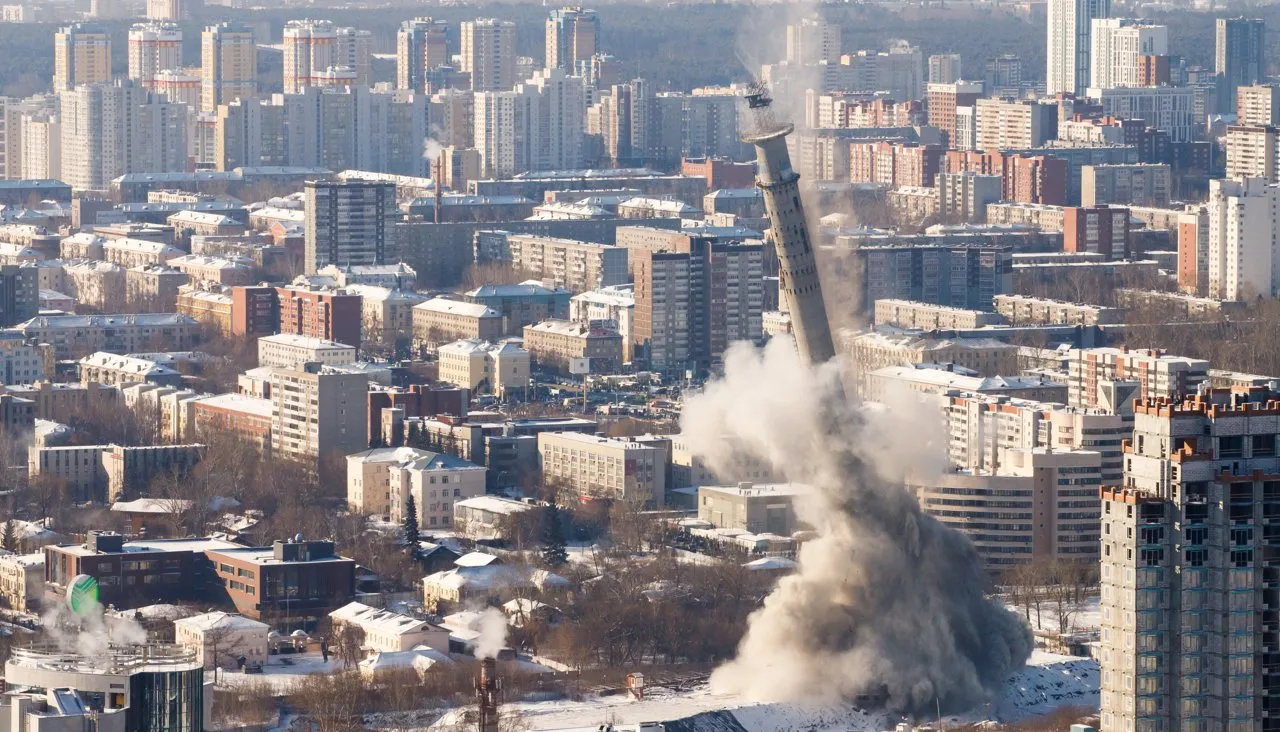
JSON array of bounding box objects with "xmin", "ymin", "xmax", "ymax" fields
[
  {"xmin": 422, "ymin": 650, "xmax": 1099, "ymax": 732},
  {"xmin": 1007, "ymin": 595, "xmax": 1102, "ymax": 635},
  {"xmin": 217, "ymin": 650, "xmax": 344, "ymax": 694}
]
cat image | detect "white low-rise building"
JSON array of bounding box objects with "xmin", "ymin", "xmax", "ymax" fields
[
  {"xmin": 329, "ymin": 601, "xmax": 449, "ymax": 653},
  {"xmin": 173, "ymin": 611, "xmax": 270, "ymax": 669},
  {"xmin": 257, "ymin": 333, "xmax": 357, "ymax": 369}
]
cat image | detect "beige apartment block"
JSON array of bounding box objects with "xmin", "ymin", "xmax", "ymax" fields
[
  {"xmin": 435, "ymin": 339, "xmax": 529, "ymax": 397},
  {"xmin": 412, "ymin": 298, "xmax": 504, "ymax": 347},
  {"xmin": 522, "ymin": 319, "xmax": 623, "ymax": 373},
  {"xmin": 346, "ymin": 446, "xmax": 432, "ymax": 517},
  {"xmin": 258, "ymin": 333, "xmax": 356, "ymax": 369},
  {"xmin": 268, "ymin": 363, "xmax": 368, "ymax": 463},
  {"xmin": 873, "ymin": 299, "xmax": 1005, "ymax": 330},
  {"xmin": 993, "ymin": 294, "xmax": 1127, "ymax": 326},
  {"xmin": 387, "ymin": 451, "xmax": 487, "ymax": 530},
  {"xmin": 916, "ymin": 447, "xmax": 1102, "ymax": 567},
  {"xmin": 538, "ymin": 431, "xmax": 666, "ymax": 507}
]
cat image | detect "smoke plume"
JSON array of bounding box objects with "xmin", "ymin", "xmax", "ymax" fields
[
  {"xmin": 40, "ymin": 602, "xmax": 147, "ymax": 657},
  {"xmin": 473, "ymin": 607, "xmax": 509, "ymax": 660},
  {"xmin": 682, "ymin": 340, "xmax": 1032, "ymax": 714}
]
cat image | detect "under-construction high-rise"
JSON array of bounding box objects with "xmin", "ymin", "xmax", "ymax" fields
[{"xmin": 741, "ymin": 90, "xmax": 836, "ymax": 366}]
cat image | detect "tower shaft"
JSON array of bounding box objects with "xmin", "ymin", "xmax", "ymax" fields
[{"xmin": 746, "ymin": 123, "xmax": 836, "ymax": 366}]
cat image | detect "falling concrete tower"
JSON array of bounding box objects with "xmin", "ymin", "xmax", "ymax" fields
[{"xmin": 741, "ymin": 89, "xmax": 836, "ymax": 366}]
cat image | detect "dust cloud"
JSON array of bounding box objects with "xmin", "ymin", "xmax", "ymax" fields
[{"xmin": 681, "ymin": 340, "xmax": 1033, "ymax": 714}]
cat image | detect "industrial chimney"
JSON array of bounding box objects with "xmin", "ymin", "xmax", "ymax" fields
[
  {"xmin": 476, "ymin": 657, "xmax": 500, "ymax": 732},
  {"xmin": 741, "ymin": 87, "xmax": 836, "ymax": 366}
]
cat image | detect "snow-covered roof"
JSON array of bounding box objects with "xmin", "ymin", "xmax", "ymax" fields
[
  {"xmin": 330, "ymin": 601, "xmax": 441, "ymax": 637},
  {"xmin": 414, "ymin": 298, "xmax": 500, "ymax": 318},
  {"xmin": 111, "ymin": 498, "xmax": 194, "ymax": 514},
  {"xmin": 454, "ymin": 551, "xmax": 501, "ymax": 568},
  {"xmin": 455, "ymin": 496, "xmax": 534, "ymax": 517},
  {"xmin": 174, "ymin": 611, "xmax": 269, "ymax": 633},
  {"xmin": 358, "ymin": 646, "xmax": 454, "ymax": 674},
  {"xmin": 743, "ymin": 556, "xmax": 798, "ymax": 571}
]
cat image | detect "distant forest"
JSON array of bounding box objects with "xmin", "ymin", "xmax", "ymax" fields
[{"xmin": 0, "ymin": 2, "xmax": 1238, "ymax": 100}]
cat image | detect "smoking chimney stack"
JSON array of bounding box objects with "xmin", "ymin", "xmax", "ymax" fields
[
  {"xmin": 476, "ymin": 656, "xmax": 500, "ymax": 732},
  {"xmin": 741, "ymin": 88, "xmax": 836, "ymax": 366}
]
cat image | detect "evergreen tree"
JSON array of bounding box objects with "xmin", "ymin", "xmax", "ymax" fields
[
  {"xmin": 368, "ymin": 433, "xmax": 385, "ymax": 450},
  {"xmin": 540, "ymin": 502, "xmax": 568, "ymax": 568},
  {"xmin": 402, "ymin": 494, "xmax": 420, "ymax": 556},
  {"xmin": 1, "ymin": 519, "xmax": 15, "ymax": 553}
]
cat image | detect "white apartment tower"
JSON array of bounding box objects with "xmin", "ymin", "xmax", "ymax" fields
[
  {"xmin": 396, "ymin": 18, "xmax": 449, "ymax": 94},
  {"xmin": 54, "ymin": 24, "xmax": 112, "ymax": 92},
  {"xmin": 473, "ymin": 90, "xmax": 529, "ymax": 179},
  {"xmin": 518, "ymin": 67, "xmax": 586, "ymax": 172},
  {"xmin": 1207, "ymin": 177, "xmax": 1280, "ymax": 301},
  {"xmin": 1224, "ymin": 125, "xmax": 1280, "ymax": 183},
  {"xmin": 1237, "ymin": 84, "xmax": 1280, "ymax": 126},
  {"xmin": 127, "ymin": 22, "xmax": 182, "ymax": 91},
  {"xmin": 59, "ymin": 83, "xmax": 188, "ymax": 191},
  {"xmin": 1090, "ymin": 18, "xmax": 1167, "ymax": 90},
  {"xmin": 202, "ymin": 22, "xmax": 257, "ymax": 114},
  {"xmin": 461, "ymin": 19, "xmax": 517, "ymax": 93},
  {"xmin": 785, "ymin": 16, "xmax": 841, "ymax": 65},
  {"xmin": 282, "ymin": 20, "xmax": 371, "ymax": 93},
  {"xmin": 1099, "ymin": 387, "xmax": 1280, "ymax": 732},
  {"xmin": 1046, "ymin": 0, "xmax": 1110, "ymax": 96},
  {"xmin": 546, "ymin": 7, "xmax": 600, "ymax": 71}
]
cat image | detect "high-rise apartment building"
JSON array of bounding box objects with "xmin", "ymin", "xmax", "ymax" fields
[
  {"xmin": 269, "ymin": 362, "xmax": 369, "ymax": 463},
  {"xmin": 520, "ymin": 68, "xmax": 586, "ymax": 172},
  {"xmin": 944, "ymin": 390, "xmax": 1130, "ymax": 485},
  {"xmin": 429, "ymin": 89, "xmax": 474, "ymax": 149},
  {"xmin": 1207, "ymin": 176, "xmax": 1280, "ymax": 301},
  {"xmin": 146, "ymin": 0, "xmax": 182, "ymax": 21},
  {"xmin": 1216, "ymin": 17, "xmax": 1266, "ymax": 113},
  {"xmin": 917, "ymin": 447, "xmax": 1103, "ymax": 567},
  {"xmin": 928, "ymin": 53, "xmax": 962, "ymax": 84},
  {"xmin": 546, "ymin": 7, "xmax": 599, "ymax": 71},
  {"xmin": 19, "ymin": 110, "xmax": 60, "ymax": 180},
  {"xmin": 618, "ymin": 227, "xmax": 763, "ymax": 372},
  {"xmin": 1065, "ymin": 346, "xmax": 1209, "ymax": 412},
  {"xmin": 973, "ymin": 98, "xmax": 1059, "ymax": 150},
  {"xmin": 59, "ymin": 83, "xmax": 189, "ymax": 191},
  {"xmin": 1081, "ymin": 164, "xmax": 1172, "ymax": 208},
  {"xmin": 1046, "ymin": 0, "xmax": 1111, "ymax": 96},
  {"xmin": 927, "ymin": 81, "xmax": 983, "ymax": 147},
  {"xmin": 396, "ymin": 18, "xmax": 450, "ymax": 94},
  {"xmin": 1225, "ymin": 124, "xmax": 1280, "ymax": 183},
  {"xmin": 53, "ymin": 24, "xmax": 112, "ymax": 91},
  {"xmin": 785, "ymin": 16, "xmax": 841, "ymax": 65},
  {"xmin": 0, "ymin": 265, "xmax": 38, "ymax": 327},
  {"xmin": 213, "ymin": 88, "xmax": 427, "ymax": 175},
  {"xmin": 598, "ymin": 78, "xmax": 649, "ymax": 167},
  {"xmin": 127, "ymin": 22, "xmax": 182, "ymax": 91},
  {"xmin": 1089, "ymin": 18, "xmax": 1167, "ymax": 91},
  {"xmin": 461, "ymin": 19, "xmax": 517, "ymax": 92},
  {"xmin": 201, "ymin": 22, "xmax": 257, "ymax": 114},
  {"xmin": 1099, "ymin": 387, "xmax": 1280, "ymax": 732},
  {"xmin": 304, "ymin": 179, "xmax": 396, "ymax": 274},
  {"xmin": 1237, "ymin": 84, "xmax": 1280, "ymax": 126},
  {"xmin": 282, "ymin": 20, "xmax": 371, "ymax": 94}
]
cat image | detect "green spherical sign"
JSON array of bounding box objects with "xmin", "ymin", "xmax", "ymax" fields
[{"xmin": 67, "ymin": 574, "xmax": 99, "ymax": 616}]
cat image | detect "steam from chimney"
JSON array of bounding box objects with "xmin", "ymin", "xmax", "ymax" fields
[
  {"xmin": 681, "ymin": 340, "xmax": 1033, "ymax": 714},
  {"xmin": 41, "ymin": 601, "xmax": 147, "ymax": 656},
  {"xmin": 474, "ymin": 607, "xmax": 509, "ymax": 660}
]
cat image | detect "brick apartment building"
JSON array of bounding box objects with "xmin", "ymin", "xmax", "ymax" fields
[
  {"xmin": 849, "ymin": 141, "xmax": 945, "ymax": 188},
  {"xmin": 944, "ymin": 150, "xmax": 1068, "ymax": 205}
]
